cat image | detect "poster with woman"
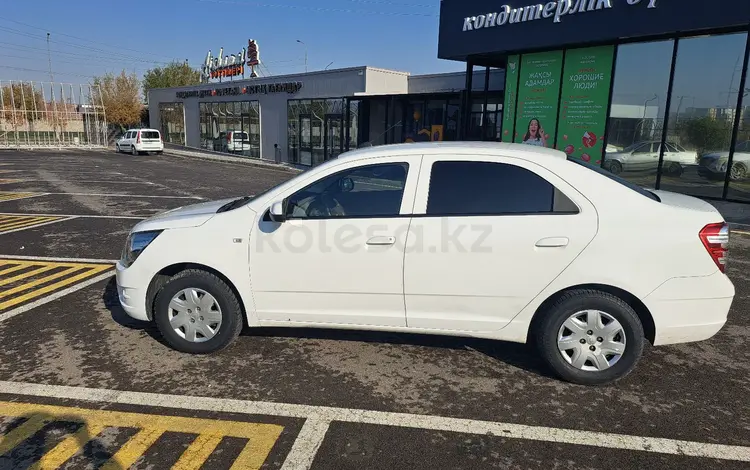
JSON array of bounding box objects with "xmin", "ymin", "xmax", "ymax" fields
[
  {"xmin": 513, "ymin": 50, "xmax": 563, "ymax": 148},
  {"xmin": 522, "ymin": 118, "xmax": 547, "ymax": 147}
]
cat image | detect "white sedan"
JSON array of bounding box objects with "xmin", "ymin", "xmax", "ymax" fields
[{"xmin": 115, "ymin": 142, "xmax": 734, "ymax": 385}]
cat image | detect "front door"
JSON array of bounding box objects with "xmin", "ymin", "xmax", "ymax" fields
[
  {"xmin": 299, "ymin": 114, "xmax": 312, "ymax": 166},
  {"xmin": 249, "ymin": 155, "xmax": 422, "ymax": 327},
  {"xmin": 324, "ymin": 114, "xmax": 344, "ymax": 161}
]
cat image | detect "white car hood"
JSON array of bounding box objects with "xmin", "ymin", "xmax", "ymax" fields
[{"xmin": 132, "ymin": 197, "xmax": 236, "ymax": 231}]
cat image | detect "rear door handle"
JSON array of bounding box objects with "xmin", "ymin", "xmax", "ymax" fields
[
  {"xmin": 535, "ymin": 237, "xmax": 569, "ymax": 248},
  {"xmin": 367, "ymin": 236, "xmax": 396, "ymax": 246}
]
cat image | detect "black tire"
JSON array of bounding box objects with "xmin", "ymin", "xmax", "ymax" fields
[
  {"xmin": 667, "ymin": 162, "xmax": 683, "ymax": 177},
  {"xmin": 536, "ymin": 289, "xmax": 645, "ymax": 386},
  {"xmin": 730, "ymin": 162, "xmax": 747, "ymax": 181},
  {"xmin": 608, "ymin": 160, "xmax": 622, "ymax": 175},
  {"xmin": 153, "ymin": 269, "xmax": 243, "ymax": 354},
  {"xmin": 115, "ymin": 144, "xmax": 121, "ymax": 153},
  {"xmin": 131, "ymin": 145, "xmax": 138, "ymax": 156},
  {"xmin": 156, "ymin": 150, "xmax": 163, "ymax": 155}
]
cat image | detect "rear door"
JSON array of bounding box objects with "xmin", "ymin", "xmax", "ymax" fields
[{"xmin": 403, "ymin": 154, "xmax": 598, "ymax": 331}]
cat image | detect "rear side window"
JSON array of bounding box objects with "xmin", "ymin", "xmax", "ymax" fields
[
  {"xmin": 567, "ymin": 157, "xmax": 660, "ymax": 202},
  {"xmin": 426, "ymin": 161, "xmax": 578, "ymax": 216},
  {"xmin": 141, "ymin": 131, "xmax": 160, "ymax": 139}
]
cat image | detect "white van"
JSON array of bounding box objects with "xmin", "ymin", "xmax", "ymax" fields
[{"xmin": 116, "ymin": 129, "xmax": 164, "ymax": 155}]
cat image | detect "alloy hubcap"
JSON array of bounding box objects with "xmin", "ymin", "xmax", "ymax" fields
[
  {"xmin": 167, "ymin": 288, "xmax": 222, "ymax": 343},
  {"xmin": 557, "ymin": 310, "xmax": 626, "ymax": 371}
]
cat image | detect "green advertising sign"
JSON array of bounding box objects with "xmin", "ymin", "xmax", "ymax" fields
[
  {"xmin": 501, "ymin": 55, "xmax": 519, "ymax": 143},
  {"xmin": 555, "ymin": 45, "xmax": 615, "ymax": 164},
  {"xmin": 513, "ymin": 50, "xmax": 563, "ymax": 148}
]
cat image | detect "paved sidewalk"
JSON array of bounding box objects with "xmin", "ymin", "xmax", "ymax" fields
[{"xmin": 162, "ymin": 145, "xmax": 303, "ymax": 173}]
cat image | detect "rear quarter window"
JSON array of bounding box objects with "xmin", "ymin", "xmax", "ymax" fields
[{"xmin": 568, "ymin": 157, "xmax": 660, "ymax": 202}]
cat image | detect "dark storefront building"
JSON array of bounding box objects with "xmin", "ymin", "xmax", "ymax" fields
[{"xmin": 439, "ymin": 0, "xmax": 750, "ymax": 202}]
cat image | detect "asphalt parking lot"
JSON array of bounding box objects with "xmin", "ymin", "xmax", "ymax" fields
[{"xmin": 0, "ymin": 149, "xmax": 748, "ymax": 469}]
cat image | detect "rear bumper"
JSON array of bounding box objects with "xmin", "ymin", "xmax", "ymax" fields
[
  {"xmin": 644, "ymin": 271, "xmax": 734, "ymax": 346},
  {"xmin": 134, "ymin": 143, "xmax": 164, "ymax": 152}
]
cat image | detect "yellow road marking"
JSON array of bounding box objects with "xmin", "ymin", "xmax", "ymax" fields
[
  {"xmin": 100, "ymin": 427, "xmax": 165, "ymax": 470},
  {"xmin": 0, "ymin": 265, "xmax": 62, "ymax": 287},
  {"xmin": 172, "ymin": 433, "xmax": 224, "ymax": 470},
  {"xmin": 0, "ymin": 192, "xmax": 41, "ymax": 203},
  {"xmin": 0, "ymin": 259, "xmax": 113, "ymax": 311},
  {"xmin": 0, "ymin": 401, "xmax": 284, "ymax": 470},
  {"xmin": 0, "ymin": 178, "xmax": 21, "ymax": 184},
  {"xmin": 0, "ymin": 415, "xmax": 48, "ymax": 455},
  {"xmin": 0, "ymin": 215, "xmax": 66, "ymax": 234},
  {"xmin": 732, "ymin": 229, "xmax": 750, "ymax": 236},
  {"xmin": 28, "ymin": 423, "xmax": 105, "ymax": 470}
]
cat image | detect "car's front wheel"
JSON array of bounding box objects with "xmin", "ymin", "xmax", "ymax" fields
[
  {"xmin": 536, "ymin": 289, "xmax": 645, "ymax": 385},
  {"xmin": 154, "ymin": 270, "xmax": 243, "ymax": 353},
  {"xmin": 607, "ymin": 160, "xmax": 622, "ymax": 175}
]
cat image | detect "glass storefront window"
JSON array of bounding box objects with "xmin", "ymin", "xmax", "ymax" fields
[
  {"xmin": 158, "ymin": 103, "xmax": 185, "ymax": 145},
  {"xmin": 287, "ymin": 98, "xmax": 346, "ymax": 166},
  {"xmin": 661, "ymin": 33, "xmax": 748, "ymax": 199},
  {"xmin": 726, "ymin": 48, "xmax": 750, "ymax": 202},
  {"xmin": 467, "ymin": 95, "xmax": 503, "ymax": 141},
  {"xmin": 605, "ymin": 40, "xmax": 673, "ymax": 188},
  {"xmin": 198, "ymin": 100, "xmax": 260, "ymax": 158}
]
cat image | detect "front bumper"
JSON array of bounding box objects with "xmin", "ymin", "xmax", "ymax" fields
[
  {"xmin": 645, "ymin": 271, "xmax": 735, "ymax": 346},
  {"xmin": 115, "ymin": 260, "xmax": 150, "ymax": 321}
]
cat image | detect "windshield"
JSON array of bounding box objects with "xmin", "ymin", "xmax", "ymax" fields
[{"xmin": 567, "ymin": 157, "xmax": 660, "ymax": 202}]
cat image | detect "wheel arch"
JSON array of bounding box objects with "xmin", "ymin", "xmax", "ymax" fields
[
  {"xmin": 145, "ymin": 262, "xmax": 248, "ymax": 326},
  {"xmin": 527, "ymin": 283, "xmax": 656, "ymax": 345}
]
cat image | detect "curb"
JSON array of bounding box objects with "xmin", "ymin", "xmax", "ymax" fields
[{"xmin": 162, "ymin": 148, "xmax": 303, "ymax": 173}]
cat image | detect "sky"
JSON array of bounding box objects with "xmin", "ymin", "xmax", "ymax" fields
[{"xmin": 0, "ymin": 0, "xmax": 457, "ymax": 84}]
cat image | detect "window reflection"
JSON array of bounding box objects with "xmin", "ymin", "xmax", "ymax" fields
[
  {"xmin": 198, "ymin": 100, "xmax": 261, "ymax": 158},
  {"xmin": 726, "ymin": 54, "xmax": 750, "ymax": 201},
  {"xmin": 605, "ymin": 40, "xmax": 673, "ymax": 188},
  {"xmin": 287, "ymin": 99, "xmax": 346, "ymax": 166},
  {"xmin": 158, "ymin": 103, "xmax": 184, "ymax": 145},
  {"xmin": 663, "ymin": 33, "xmax": 747, "ymax": 198}
]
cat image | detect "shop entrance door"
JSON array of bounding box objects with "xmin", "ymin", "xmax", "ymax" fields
[
  {"xmin": 324, "ymin": 114, "xmax": 344, "ymax": 162},
  {"xmin": 299, "ymin": 114, "xmax": 313, "ymax": 166}
]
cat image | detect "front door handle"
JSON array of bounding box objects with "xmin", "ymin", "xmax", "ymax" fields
[
  {"xmin": 535, "ymin": 237, "xmax": 569, "ymax": 248},
  {"xmin": 367, "ymin": 236, "xmax": 396, "ymax": 246}
]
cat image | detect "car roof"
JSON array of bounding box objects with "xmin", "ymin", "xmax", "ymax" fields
[
  {"xmin": 340, "ymin": 141, "xmax": 567, "ymax": 162},
  {"xmin": 126, "ymin": 128, "xmax": 160, "ymax": 132}
]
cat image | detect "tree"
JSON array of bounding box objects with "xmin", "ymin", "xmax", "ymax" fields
[
  {"xmin": 676, "ymin": 116, "xmax": 732, "ymax": 156},
  {"xmin": 142, "ymin": 61, "xmax": 201, "ymax": 102},
  {"xmin": 0, "ymin": 83, "xmax": 44, "ymax": 126},
  {"xmin": 92, "ymin": 71, "xmax": 142, "ymax": 130}
]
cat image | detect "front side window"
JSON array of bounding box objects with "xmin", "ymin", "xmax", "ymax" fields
[
  {"xmin": 287, "ymin": 163, "xmax": 409, "ymax": 219},
  {"xmin": 426, "ymin": 161, "xmax": 576, "ymax": 215},
  {"xmin": 632, "ymin": 143, "xmax": 653, "ymax": 154}
]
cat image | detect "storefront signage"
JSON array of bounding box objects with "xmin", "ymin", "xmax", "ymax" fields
[
  {"xmin": 512, "ymin": 50, "xmax": 563, "ymax": 148},
  {"xmin": 200, "ymin": 40, "xmax": 261, "ymax": 82},
  {"xmin": 175, "ymin": 81, "xmax": 303, "ymax": 99},
  {"xmin": 554, "ymin": 45, "xmax": 614, "ymax": 163},
  {"xmin": 462, "ymin": 0, "xmax": 657, "ymax": 31},
  {"xmin": 501, "ymin": 55, "xmax": 519, "ymax": 143}
]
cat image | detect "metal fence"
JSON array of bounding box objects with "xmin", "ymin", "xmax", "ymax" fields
[{"xmin": 0, "ymin": 81, "xmax": 107, "ymax": 149}]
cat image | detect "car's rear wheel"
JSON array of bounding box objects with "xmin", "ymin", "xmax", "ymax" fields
[
  {"xmin": 667, "ymin": 162, "xmax": 683, "ymax": 177},
  {"xmin": 154, "ymin": 270, "xmax": 243, "ymax": 354},
  {"xmin": 131, "ymin": 145, "xmax": 137, "ymax": 156},
  {"xmin": 536, "ymin": 289, "xmax": 644, "ymax": 385}
]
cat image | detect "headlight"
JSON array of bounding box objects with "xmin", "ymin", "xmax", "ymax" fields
[{"xmin": 121, "ymin": 230, "xmax": 162, "ymax": 267}]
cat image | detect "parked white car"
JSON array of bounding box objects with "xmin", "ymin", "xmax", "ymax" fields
[
  {"xmin": 116, "ymin": 129, "xmax": 164, "ymax": 155},
  {"xmin": 116, "ymin": 142, "xmax": 734, "ymax": 385},
  {"xmin": 603, "ymin": 141, "xmax": 697, "ymax": 176},
  {"xmin": 215, "ymin": 130, "xmax": 252, "ymax": 154},
  {"xmin": 698, "ymin": 141, "xmax": 750, "ymax": 181}
]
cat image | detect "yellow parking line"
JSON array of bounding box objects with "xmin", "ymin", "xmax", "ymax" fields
[
  {"xmin": 0, "ymin": 192, "xmax": 41, "ymax": 202},
  {"xmin": 0, "ymin": 401, "xmax": 284, "ymax": 470},
  {"xmin": 0, "ymin": 265, "xmax": 62, "ymax": 287},
  {"xmin": 28, "ymin": 423, "xmax": 105, "ymax": 470},
  {"xmin": 0, "ymin": 216, "xmax": 62, "ymax": 233},
  {"xmin": 172, "ymin": 433, "xmax": 224, "ymax": 470},
  {"xmin": 0, "ymin": 266, "xmax": 82, "ymax": 299},
  {"xmin": 733, "ymin": 229, "xmax": 750, "ymax": 236},
  {"xmin": 0, "ymin": 265, "xmax": 112, "ymax": 310},
  {"xmin": 100, "ymin": 427, "xmax": 165, "ymax": 470},
  {"xmin": 0, "ymin": 179, "xmax": 21, "ymax": 184},
  {"xmin": 0, "ymin": 415, "xmax": 48, "ymax": 455},
  {"xmin": 0, "ymin": 263, "xmax": 33, "ymax": 276}
]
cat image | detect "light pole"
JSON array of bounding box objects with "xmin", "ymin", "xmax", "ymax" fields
[{"xmin": 296, "ymin": 40, "xmax": 308, "ymax": 73}]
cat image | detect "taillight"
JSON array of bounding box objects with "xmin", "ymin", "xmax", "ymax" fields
[
  {"xmin": 699, "ymin": 222, "xmax": 729, "ymax": 272},
  {"xmin": 136, "ymin": 132, "xmax": 141, "ymax": 144},
  {"xmin": 226, "ymin": 133, "xmax": 231, "ymax": 142}
]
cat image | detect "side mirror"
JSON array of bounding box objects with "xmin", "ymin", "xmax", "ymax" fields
[
  {"xmin": 339, "ymin": 177, "xmax": 354, "ymax": 192},
  {"xmin": 269, "ymin": 200, "xmax": 286, "ymax": 223}
]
